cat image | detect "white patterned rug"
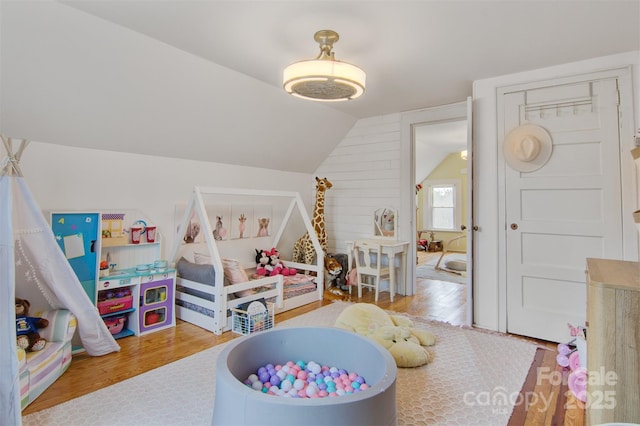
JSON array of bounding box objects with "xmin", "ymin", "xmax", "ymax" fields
[
  {"xmin": 23, "ymin": 302, "xmax": 538, "ymax": 426},
  {"xmin": 416, "ymin": 253, "xmax": 467, "ymax": 284}
]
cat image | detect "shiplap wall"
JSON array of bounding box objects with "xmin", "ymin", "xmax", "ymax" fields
[{"xmin": 315, "ymin": 113, "xmax": 402, "ymax": 255}]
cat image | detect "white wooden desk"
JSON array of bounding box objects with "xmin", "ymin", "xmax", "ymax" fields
[{"xmin": 346, "ymin": 239, "xmax": 410, "ymax": 298}]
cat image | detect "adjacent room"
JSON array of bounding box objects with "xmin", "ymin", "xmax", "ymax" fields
[{"xmin": 2, "ymin": 1, "xmax": 639, "ymax": 425}]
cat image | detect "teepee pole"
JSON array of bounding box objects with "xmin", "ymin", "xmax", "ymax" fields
[{"xmin": 1, "ymin": 135, "xmax": 29, "ymax": 177}]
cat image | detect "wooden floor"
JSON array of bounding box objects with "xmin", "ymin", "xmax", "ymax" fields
[{"xmin": 22, "ymin": 260, "xmax": 585, "ymax": 425}]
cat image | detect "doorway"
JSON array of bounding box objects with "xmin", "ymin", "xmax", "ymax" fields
[{"xmin": 400, "ymin": 99, "xmax": 473, "ymax": 326}]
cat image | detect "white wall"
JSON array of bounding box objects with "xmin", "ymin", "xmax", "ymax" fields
[
  {"xmin": 315, "ymin": 114, "xmax": 402, "ymax": 254},
  {"xmin": 319, "ymin": 51, "xmax": 639, "ymax": 333},
  {"xmin": 8, "ymin": 141, "xmax": 315, "ymax": 260},
  {"xmin": 472, "ymin": 51, "xmax": 640, "ymax": 332}
]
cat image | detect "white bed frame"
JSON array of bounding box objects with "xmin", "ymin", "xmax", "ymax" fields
[{"xmin": 169, "ymin": 186, "xmax": 324, "ymax": 335}]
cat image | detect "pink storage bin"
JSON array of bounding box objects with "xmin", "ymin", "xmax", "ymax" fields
[
  {"xmin": 97, "ymin": 295, "xmax": 133, "ymax": 315},
  {"xmin": 104, "ymin": 316, "xmax": 125, "ymax": 335}
]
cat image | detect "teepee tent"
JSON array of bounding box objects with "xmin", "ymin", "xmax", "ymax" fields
[{"xmin": 1, "ymin": 136, "xmax": 120, "ymax": 424}]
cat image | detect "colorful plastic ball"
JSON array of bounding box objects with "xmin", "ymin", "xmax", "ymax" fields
[
  {"xmin": 248, "ymin": 374, "xmax": 258, "ymax": 383},
  {"xmin": 251, "ymin": 381, "xmax": 263, "ymax": 391},
  {"xmin": 270, "ymin": 375, "xmax": 281, "ymax": 386},
  {"xmin": 259, "ymin": 372, "xmax": 270, "ymax": 383},
  {"xmin": 293, "ymin": 379, "xmax": 305, "ymax": 390}
]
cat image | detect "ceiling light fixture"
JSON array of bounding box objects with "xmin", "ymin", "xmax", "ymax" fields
[{"xmin": 283, "ymin": 30, "xmax": 366, "ymax": 102}]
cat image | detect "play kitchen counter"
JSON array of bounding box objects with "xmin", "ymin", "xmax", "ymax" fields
[
  {"xmin": 98, "ymin": 268, "xmax": 176, "ymax": 337},
  {"xmin": 51, "ymin": 210, "xmax": 176, "ymax": 340}
]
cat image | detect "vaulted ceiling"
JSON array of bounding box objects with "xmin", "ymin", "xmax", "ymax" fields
[{"xmin": 1, "ymin": 1, "xmax": 638, "ymax": 173}]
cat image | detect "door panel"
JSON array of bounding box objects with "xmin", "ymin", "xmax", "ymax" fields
[{"xmin": 504, "ymin": 79, "xmax": 623, "ymax": 342}]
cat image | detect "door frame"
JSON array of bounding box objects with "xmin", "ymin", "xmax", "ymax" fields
[
  {"xmin": 400, "ymin": 98, "xmax": 473, "ymax": 326},
  {"xmin": 496, "ymin": 66, "xmax": 637, "ymax": 333}
]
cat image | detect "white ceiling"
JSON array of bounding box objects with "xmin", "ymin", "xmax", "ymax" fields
[
  {"xmin": 415, "ymin": 120, "xmax": 467, "ymax": 183},
  {"xmin": 2, "ymin": 1, "xmax": 638, "ymax": 173},
  {"xmin": 60, "ymin": 0, "xmax": 640, "ymax": 119}
]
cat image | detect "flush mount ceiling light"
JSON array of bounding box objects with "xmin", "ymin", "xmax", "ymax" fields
[{"xmin": 283, "ymin": 30, "xmax": 366, "ymax": 102}]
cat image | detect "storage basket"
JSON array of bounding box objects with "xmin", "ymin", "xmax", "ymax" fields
[
  {"xmin": 231, "ymin": 300, "xmax": 274, "ymax": 335},
  {"xmin": 97, "ymin": 295, "xmax": 133, "ymax": 315}
]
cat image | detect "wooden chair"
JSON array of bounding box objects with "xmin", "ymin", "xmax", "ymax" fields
[{"xmin": 353, "ymin": 240, "xmax": 392, "ymax": 302}]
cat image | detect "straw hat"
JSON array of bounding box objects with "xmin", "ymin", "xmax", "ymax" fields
[{"xmin": 503, "ymin": 124, "xmax": 553, "ymax": 172}]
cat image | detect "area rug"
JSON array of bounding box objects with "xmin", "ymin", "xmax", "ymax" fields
[
  {"xmin": 23, "ymin": 302, "xmax": 538, "ymax": 426},
  {"xmin": 416, "ymin": 253, "xmax": 467, "ymax": 284}
]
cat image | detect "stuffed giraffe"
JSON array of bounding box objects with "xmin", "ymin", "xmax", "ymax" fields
[{"xmin": 293, "ymin": 177, "xmax": 333, "ymax": 265}]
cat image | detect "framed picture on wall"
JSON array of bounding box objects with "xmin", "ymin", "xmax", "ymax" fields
[
  {"xmin": 230, "ymin": 205, "xmax": 252, "ymax": 239},
  {"xmin": 253, "ymin": 205, "xmax": 272, "ymax": 238}
]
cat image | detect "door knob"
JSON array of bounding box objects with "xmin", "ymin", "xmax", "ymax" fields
[
  {"xmin": 510, "ymin": 223, "xmax": 518, "ymax": 230},
  {"xmin": 460, "ymin": 225, "xmax": 467, "ymax": 231},
  {"xmin": 473, "ymin": 225, "xmax": 479, "ymax": 231}
]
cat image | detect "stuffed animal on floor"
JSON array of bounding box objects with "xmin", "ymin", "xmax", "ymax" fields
[
  {"xmin": 15, "ymin": 298, "xmax": 49, "ymax": 352},
  {"xmin": 324, "ymin": 255, "xmax": 345, "ymax": 296},
  {"xmin": 334, "ymin": 303, "xmax": 435, "ymax": 368}
]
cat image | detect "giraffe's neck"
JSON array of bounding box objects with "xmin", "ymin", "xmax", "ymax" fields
[{"xmin": 313, "ymin": 191, "xmax": 325, "ymax": 227}]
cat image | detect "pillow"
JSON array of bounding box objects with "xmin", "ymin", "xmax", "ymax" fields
[
  {"xmin": 222, "ymin": 258, "xmax": 249, "ymax": 283},
  {"xmin": 176, "ymin": 257, "xmax": 215, "ymax": 284},
  {"xmin": 445, "ymin": 259, "xmax": 467, "ymax": 272},
  {"xmin": 222, "ymin": 258, "xmax": 252, "ymax": 297},
  {"xmin": 194, "ymin": 252, "xmax": 212, "ymax": 265}
]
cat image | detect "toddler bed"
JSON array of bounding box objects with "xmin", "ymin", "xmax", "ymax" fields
[{"xmin": 170, "ymin": 186, "xmax": 325, "ymax": 335}]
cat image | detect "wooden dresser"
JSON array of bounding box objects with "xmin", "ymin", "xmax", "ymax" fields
[{"xmin": 585, "ymin": 258, "xmax": 640, "ymax": 425}]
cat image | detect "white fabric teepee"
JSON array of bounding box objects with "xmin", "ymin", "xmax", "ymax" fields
[{"xmin": 1, "ymin": 136, "xmax": 120, "ymax": 425}]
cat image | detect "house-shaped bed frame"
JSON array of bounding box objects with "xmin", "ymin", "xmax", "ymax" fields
[{"xmin": 169, "ymin": 186, "xmax": 324, "ymax": 335}]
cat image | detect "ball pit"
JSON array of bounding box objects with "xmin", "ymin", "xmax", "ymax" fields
[
  {"xmin": 212, "ymin": 327, "xmax": 397, "ymax": 426},
  {"xmin": 244, "ymin": 359, "xmax": 370, "ymax": 398}
]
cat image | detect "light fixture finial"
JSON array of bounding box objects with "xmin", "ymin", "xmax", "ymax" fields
[{"xmin": 283, "ymin": 30, "xmax": 366, "ymax": 102}]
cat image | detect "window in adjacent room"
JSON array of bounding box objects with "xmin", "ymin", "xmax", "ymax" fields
[{"xmin": 423, "ymin": 179, "xmax": 461, "ymax": 231}]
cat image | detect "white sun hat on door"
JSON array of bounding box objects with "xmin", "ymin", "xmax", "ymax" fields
[{"xmin": 503, "ymin": 123, "xmax": 553, "ymax": 172}]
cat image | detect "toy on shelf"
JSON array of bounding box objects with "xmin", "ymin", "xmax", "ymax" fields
[{"xmin": 104, "ymin": 316, "xmax": 126, "ymax": 335}]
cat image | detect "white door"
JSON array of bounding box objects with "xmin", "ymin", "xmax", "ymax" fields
[{"xmin": 504, "ymin": 79, "xmax": 623, "ymax": 343}]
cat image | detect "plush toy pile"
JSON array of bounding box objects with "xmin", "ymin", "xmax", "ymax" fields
[
  {"xmin": 334, "ymin": 303, "xmax": 435, "ymax": 368},
  {"xmin": 15, "ymin": 298, "xmax": 49, "ymax": 352},
  {"xmin": 255, "ymin": 248, "xmax": 297, "ymax": 277}
]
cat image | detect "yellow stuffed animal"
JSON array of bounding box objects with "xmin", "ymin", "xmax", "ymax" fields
[{"xmin": 334, "ymin": 303, "xmax": 435, "ymax": 368}]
